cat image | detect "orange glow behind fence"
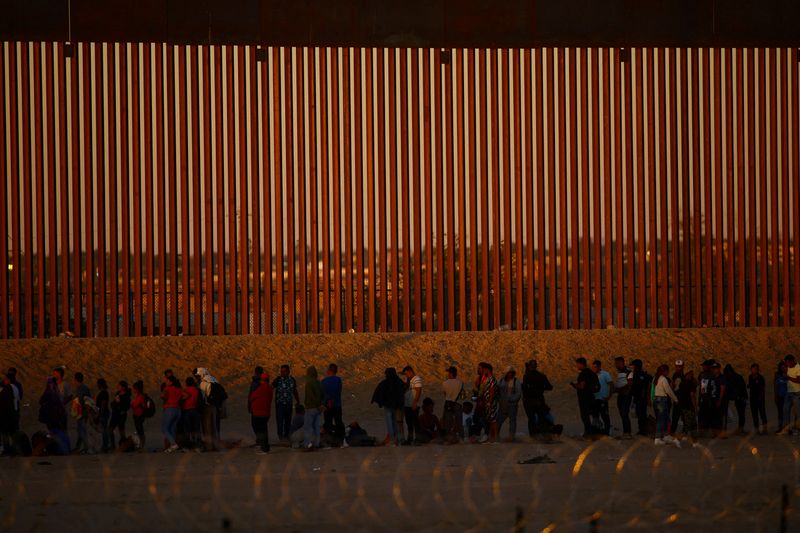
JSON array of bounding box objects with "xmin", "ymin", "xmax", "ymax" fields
[{"xmin": 1, "ymin": 44, "xmax": 798, "ymax": 337}]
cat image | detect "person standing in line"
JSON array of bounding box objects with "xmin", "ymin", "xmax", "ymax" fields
[
  {"xmin": 72, "ymin": 372, "xmax": 91, "ymax": 454},
  {"xmin": 249, "ymin": 372, "xmax": 273, "ymax": 454},
  {"xmin": 522, "ymin": 360, "xmax": 555, "ymax": 435},
  {"xmin": 195, "ymin": 368, "xmax": 224, "ymax": 451},
  {"xmin": 674, "ymin": 368, "xmax": 699, "ymax": 447},
  {"xmin": 612, "ymin": 357, "xmax": 633, "ymax": 439},
  {"xmin": 371, "ymin": 368, "xmax": 406, "ymax": 446},
  {"xmin": 53, "ymin": 367, "xmax": 72, "ymax": 406},
  {"xmin": 303, "ymin": 366, "xmax": 325, "ymax": 450},
  {"xmin": 774, "ymin": 361, "xmax": 789, "ymax": 432},
  {"xmin": 652, "ymin": 364, "xmax": 680, "ymax": 447},
  {"xmin": 571, "ymin": 358, "xmax": 599, "ymax": 438},
  {"xmin": 441, "ymin": 366, "xmax": 465, "ymax": 442},
  {"xmin": 181, "ymin": 377, "xmax": 202, "ymax": 449},
  {"xmin": 748, "ymin": 364, "xmax": 767, "ymax": 435},
  {"xmin": 591, "ymin": 360, "xmax": 613, "ymax": 436},
  {"xmin": 160, "ymin": 375, "xmax": 183, "ymax": 453},
  {"xmin": 779, "ymin": 355, "xmax": 800, "ymax": 436},
  {"xmin": 272, "ymin": 365, "xmax": 300, "ymax": 443},
  {"xmin": 704, "ymin": 362, "xmax": 727, "ymax": 437},
  {"xmin": 496, "ymin": 366, "xmax": 522, "ymax": 441},
  {"xmin": 477, "ymin": 363, "xmax": 499, "ymax": 443},
  {"xmin": 247, "ymin": 366, "xmax": 264, "ymax": 444},
  {"xmin": 0, "ymin": 374, "xmax": 20, "ymax": 454},
  {"xmin": 95, "ymin": 379, "xmax": 111, "ymax": 452},
  {"xmin": 723, "ymin": 364, "xmax": 748, "ymax": 434},
  {"xmin": 628, "ymin": 360, "xmax": 652, "ymax": 437},
  {"xmin": 670, "ymin": 360, "xmax": 686, "ymax": 436},
  {"xmin": 39, "ymin": 377, "xmax": 70, "ymax": 454},
  {"xmin": 109, "ymin": 380, "xmax": 131, "ymax": 449},
  {"xmin": 322, "ymin": 364, "xmax": 345, "ymax": 442},
  {"xmin": 403, "ymin": 366, "xmax": 424, "ymax": 445},
  {"xmin": 130, "ymin": 380, "xmax": 149, "ymax": 451},
  {"xmin": 7, "ymin": 368, "xmax": 22, "ymax": 432}
]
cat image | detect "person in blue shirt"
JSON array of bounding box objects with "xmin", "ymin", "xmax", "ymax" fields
[
  {"xmin": 592, "ymin": 360, "xmax": 613, "ymax": 436},
  {"xmin": 322, "ymin": 364, "xmax": 345, "ymax": 441}
]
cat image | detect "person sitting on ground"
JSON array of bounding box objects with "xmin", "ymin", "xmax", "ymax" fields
[
  {"xmin": 441, "ymin": 366, "xmax": 465, "ymax": 443},
  {"xmin": 496, "ymin": 366, "xmax": 522, "ymax": 441},
  {"xmin": 461, "ymin": 401, "xmax": 480, "ymax": 442},
  {"xmin": 160, "ymin": 375, "xmax": 183, "ymax": 453},
  {"xmin": 109, "ymin": 380, "xmax": 131, "ymax": 450},
  {"xmin": 290, "ymin": 404, "xmax": 305, "ymax": 448},
  {"xmin": 417, "ymin": 397, "xmax": 441, "ymax": 444},
  {"xmin": 371, "ymin": 368, "xmax": 406, "ymax": 446},
  {"xmin": 249, "ymin": 372, "xmax": 273, "ymax": 454}
]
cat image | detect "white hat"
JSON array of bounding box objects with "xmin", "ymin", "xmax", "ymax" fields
[{"xmin": 675, "ymin": 360, "xmax": 684, "ymax": 366}]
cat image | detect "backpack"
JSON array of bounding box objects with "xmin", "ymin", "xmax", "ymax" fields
[
  {"xmin": 208, "ymin": 382, "xmax": 228, "ymax": 407},
  {"xmin": 143, "ymin": 395, "xmax": 156, "ymax": 418}
]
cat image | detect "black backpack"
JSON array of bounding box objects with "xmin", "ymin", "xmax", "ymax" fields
[
  {"xmin": 208, "ymin": 382, "xmax": 228, "ymax": 407},
  {"xmin": 143, "ymin": 395, "xmax": 156, "ymax": 418}
]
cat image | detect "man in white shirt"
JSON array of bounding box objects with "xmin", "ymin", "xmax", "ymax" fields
[
  {"xmin": 403, "ymin": 366, "xmax": 423, "ymax": 444},
  {"xmin": 441, "ymin": 366, "xmax": 464, "ymax": 441},
  {"xmin": 780, "ymin": 355, "xmax": 800, "ymax": 435}
]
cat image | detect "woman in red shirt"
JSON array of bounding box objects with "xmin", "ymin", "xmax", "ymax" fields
[
  {"xmin": 248, "ymin": 373, "xmax": 273, "ymax": 454},
  {"xmin": 130, "ymin": 380, "xmax": 148, "ymax": 451},
  {"xmin": 161, "ymin": 376, "xmax": 183, "ymax": 452},
  {"xmin": 181, "ymin": 377, "xmax": 202, "ymax": 449}
]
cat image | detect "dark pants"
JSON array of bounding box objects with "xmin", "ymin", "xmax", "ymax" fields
[
  {"xmin": 109, "ymin": 412, "xmax": 128, "ymax": 448},
  {"xmin": 734, "ymin": 398, "xmax": 747, "ymax": 430},
  {"xmin": 523, "ymin": 398, "xmax": 552, "ymax": 435},
  {"xmin": 323, "ymin": 406, "xmax": 345, "ymax": 439},
  {"xmin": 275, "ymin": 403, "xmax": 293, "ymax": 440},
  {"xmin": 617, "ymin": 394, "xmax": 632, "ymax": 435},
  {"xmin": 595, "ymin": 399, "xmax": 611, "ymax": 435},
  {"xmin": 578, "ymin": 400, "xmax": 594, "ymax": 436},
  {"xmin": 133, "ymin": 415, "xmax": 145, "ymax": 449},
  {"xmin": 441, "ymin": 401, "xmax": 463, "ymax": 440},
  {"xmin": 404, "ymin": 406, "xmax": 419, "ymax": 442},
  {"xmin": 634, "ymin": 396, "xmax": 648, "ymax": 436},
  {"xmin": 776, "ymin": 396, "xmax": 786, "ymax": 430},
  {"xmin": 252, "ymin": 415, "xmax": 270, "ymax": 452},
  {"xmin": 670, "ymin": 404, "xmax": 683, "ymax": 434},
  {"xmin": 751, "ymin": 400, "xmax": 767, "ymax": 428}
]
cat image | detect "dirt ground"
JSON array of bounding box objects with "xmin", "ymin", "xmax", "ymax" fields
[{"xmin": 1, "ymin": 327, "xmax": 800, "ymax": 531}]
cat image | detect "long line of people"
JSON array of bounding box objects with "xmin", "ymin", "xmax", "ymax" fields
[{"xmin": 1, "ymin": 352, "xmax": 798, "ymax": 456}]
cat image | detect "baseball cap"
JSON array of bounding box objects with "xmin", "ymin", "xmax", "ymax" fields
[{"xmin": 675, "ymin": 360, "xmax": 684, "ymax": 366}]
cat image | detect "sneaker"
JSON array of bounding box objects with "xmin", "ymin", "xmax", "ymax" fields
[
  {"xmin": 654, "ymin": 438, "xmax": 665, "ymax": 446},
  {"xmin": 478, "ymin": 435, "xmax": 489, "ymax": 444},
  {"xmin": 341, "ymin": 441, "xmax": 349, "ymax": 448},
  {"xmin": 165, "ymin": 444, "xmax": 180, "ymax": 453},
  {"xmin": 692, "ymin": 442, "xmax": 701, "ymax": 449},
  {"xmin": 256, "ymin": 449, "xmax": 269, "ymax": 455}
]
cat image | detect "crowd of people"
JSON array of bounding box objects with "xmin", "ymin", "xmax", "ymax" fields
[{"xmin": 0, "ymin": 352, "xmax": 798, "ymax": 456}]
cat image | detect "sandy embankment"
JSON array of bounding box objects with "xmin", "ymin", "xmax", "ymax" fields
[{"xmin": 1, "ymin": 327, "xmax": 799, "ymax": 439}]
